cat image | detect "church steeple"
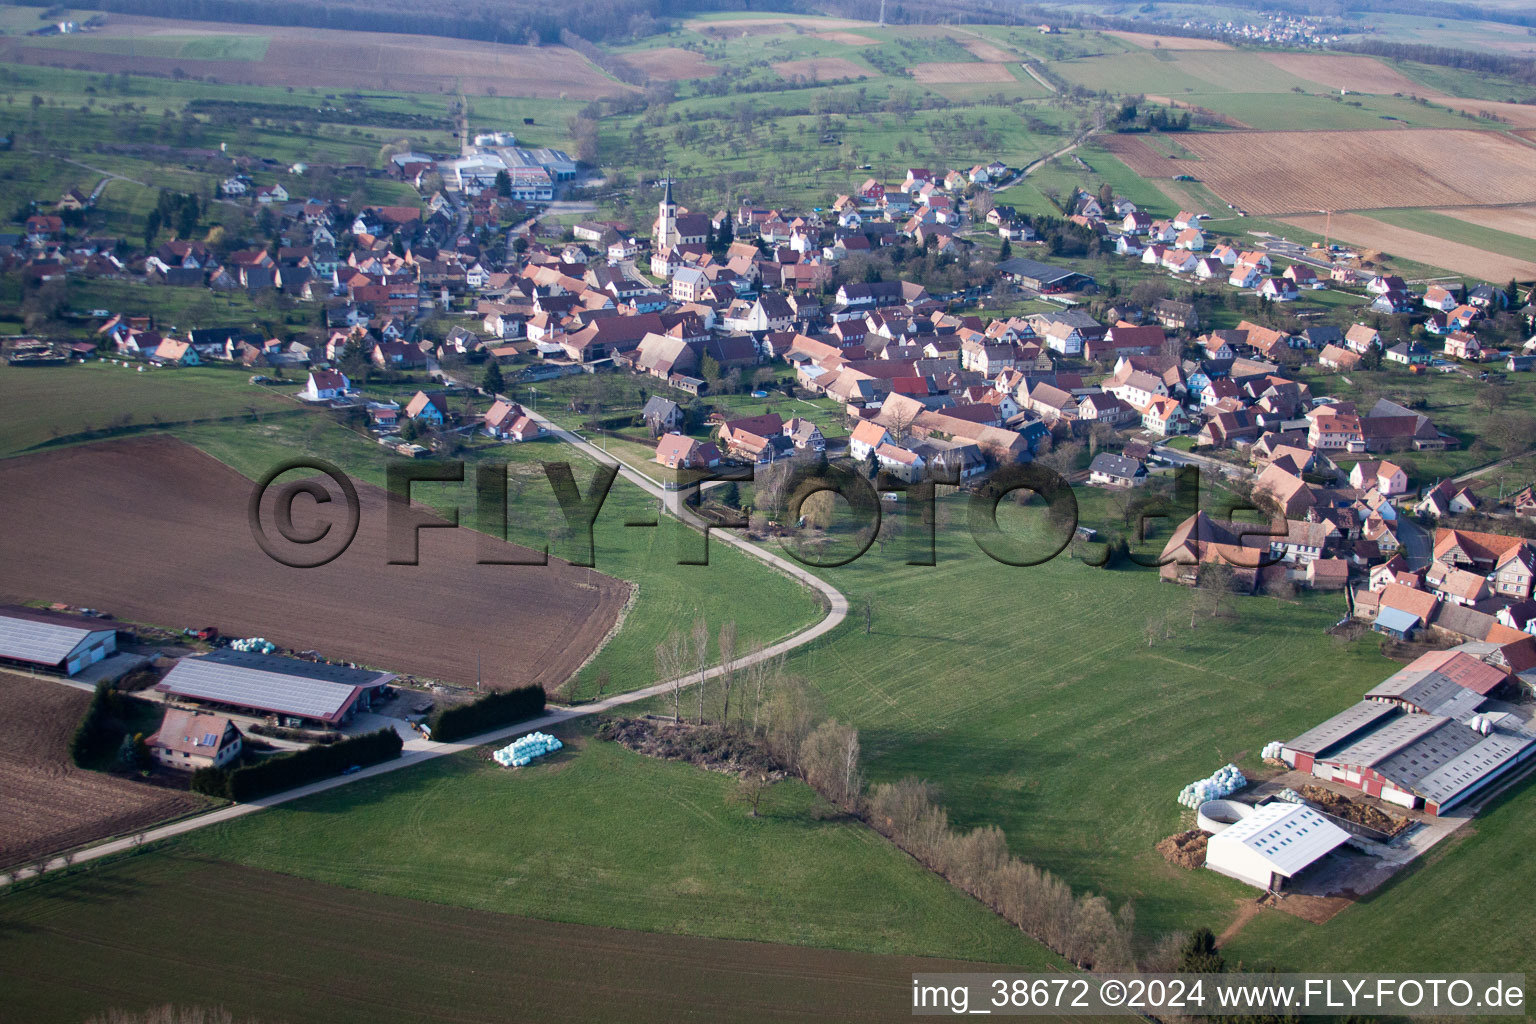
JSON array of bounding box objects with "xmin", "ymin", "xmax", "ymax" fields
[{"xmin": 655, "ymin": 177, "xmax": 678, "ymax": 250}]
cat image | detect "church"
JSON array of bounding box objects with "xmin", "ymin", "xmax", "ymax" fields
[{"xmin": 652, "ymin": 179, "xmax": 711, "ymax": 251}]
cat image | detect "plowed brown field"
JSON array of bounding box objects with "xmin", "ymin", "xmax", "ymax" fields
[
  {"xmin": 773, "ymin": 56, "xmax": 870, "ymax": 81},
  {"xmin": 910, "ymin": 61, "xmax": 1015, "ymax": 83},
  {"xmin": 1105, "ymin": 129, "xmax": 1536, "ymax": 214},
  {"xmin": 625, "ymin": 47, "xmax": 719, "ymax": 80},
  {"xmin": 0, "ymin": 673, "xmax": 204, "ymax": 869},
  {"xmin": 0, "ymin": 436, "xmax": 630, "ymax": 689},
  {"xmin": 1257, "ymin": 53, "xmax": 1426, "ymax": 95},
  {"xmin": 1106, "ymin": 30, "xmax": 1232, "ymax": 50},
  {"xmin": 0, "ymin": 15, "xmax": 627, "ymax": 98},
  {"xmin": 1280, "ymin": 212, "xmax": 1536, "ymax": 281}
]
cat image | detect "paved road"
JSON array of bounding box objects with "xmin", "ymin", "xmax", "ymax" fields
[
  {"xmin": 1150, "ymin": 443, "xmax": 1253, "ymax": 481},
  {"xmin": 2, "ymin": 420, "xmax": 848, "ymax": 888},
  {"xmin": 1397, "ymin": 515, "xmax": 1433, "ymax": 571}
]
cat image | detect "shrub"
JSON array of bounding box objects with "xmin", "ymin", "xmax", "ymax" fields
[
  {"xmin": 69, "ymin": 682, "xmax": 123, "ymax": 767},
  {"xmin": 426, "ymin": 684, "xmax": 545, "ymax": 743},
  {"xmin": 223, "ymin": 727, "xmax": 402, "ymax": 802},
  {"xmin": 190, "ymin": 765, "xmax": 231, "ymax": 798}
]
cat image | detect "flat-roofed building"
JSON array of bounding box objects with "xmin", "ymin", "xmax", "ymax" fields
[{"xmin": 155, "ymin": 649, "xmax": 394, "ymax": 729}]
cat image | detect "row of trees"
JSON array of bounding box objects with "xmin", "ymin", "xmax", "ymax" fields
[{"xmin": 866, "ymin": 778, "xmax": 1137, "ymax": 970}]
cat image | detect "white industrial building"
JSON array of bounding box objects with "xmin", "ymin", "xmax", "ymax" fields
[
  {"xmin": 1204, "ymin": 801, "xmax": 1350, "ymax": 891},
  {"xmin": 0, "ymin": 605, "xmax": 118, "ymax": 676}
]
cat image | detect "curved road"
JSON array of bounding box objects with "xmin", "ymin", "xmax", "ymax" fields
[{"xmin": 2, "ymin": 418, "xmax": 848, "ymax": 887}]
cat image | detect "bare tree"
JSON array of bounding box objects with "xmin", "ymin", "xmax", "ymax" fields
[
  {"xmin": 763, "ymin": 674, "xmax": 813, "ymax": 766},
  {"xmin": 717, "ymin": 621, "xmax": 738, "ymax": 726},
  {"xmin": 655, "ymin": 630, "xmax": 687, "ymax": 722},
  {"xmin": 800, "ymin": 719, "xmax": 863, "ymax": 812},
  {"xmin": 730, "ymin": 773, "xmax": 770, "ymax": 817},
  {"xmin": 691, "ymin": 615, "xmax": 710, "ymax": 725}
]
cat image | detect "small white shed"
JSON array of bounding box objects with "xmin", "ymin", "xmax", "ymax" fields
[{"xmin": 1204, "ymin": 802, "xmax": 1349, "ymax": 891}]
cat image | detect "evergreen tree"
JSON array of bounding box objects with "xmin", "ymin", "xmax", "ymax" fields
[
  {"xmin": 1177, "ymin": 927, "xmax": 1226, "ymax": 974},
  {"xmin": 999, "ymin": 238, "xmax": 1012, "ymax": 261},
  {"xmin": 482, "ymin": 360, "xmax": 504, "ymax": 395}
]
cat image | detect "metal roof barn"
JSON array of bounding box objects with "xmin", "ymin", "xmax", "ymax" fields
[
  {"xmin": 0, "ymin": 606, "xmax": 118, "ymax": 675},
  {"xmin": 156, "ymin": 649, "xmax": 394, "ymax": 725},
  {"xmin": 1204, "ymin": 802, "xmax": 1349, "ymax": 890}
]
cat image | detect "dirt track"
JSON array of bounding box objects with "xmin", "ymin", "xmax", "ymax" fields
[
  {"xmin": 0, "ymin": 673, "xmax": 204, "ymax": 869},
  {"xmin": 0, "ymin": 436, "xmax": 631, "ymax": 689}
]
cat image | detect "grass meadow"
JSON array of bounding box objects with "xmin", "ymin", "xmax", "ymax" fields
[
  {"xmin": 173, "ymin": 414, "xmax": 824, "ymax": 700},
  {"xmin": 175, "ymin": 727, "xmax": 1064, "ymax": 965}
]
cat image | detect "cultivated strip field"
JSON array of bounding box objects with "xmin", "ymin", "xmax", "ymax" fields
[
  {"xmin": 811, "ymin": 30, "xmax": 878, "ymax": 45},
  {"xmin": 910, "ymin": 61, "xmax": 1016, "ymax": 84},
  {"xmin": 0, "ymin": 15, "xmax": 627, "ymax": 98},
  {"xmin": 954, "ymin": 36, "xmax": 1017, "ymax": 62},
  {"xmin": 0, "ymin": 673, "xmax": 204, "ymax": 870},
  {"xmin": 0, "ymin": 855, "xmax": 1067, "ymax": 1024},
  {"xmin": 1281, "ymin": 211, "xmax": 1536, "ymax": 281},
  {"xmin": 773, "ymin": 56, "xmax": 870, "ymax": 81},
  {"xmin": 625, "ymin": 47, "xmax": 720, "ymax": 80},
  {"xmin": 0, "ymin": 436, "xmax": 630, "ymax": 689},
  {"xmin": 1106, "ymin": 129, "xmax": 1536, "ymax": 214},
  {"xmin": 1436, "ymin": 204, "xmax": 1536, "ymax": 238},
  {"xmin": 1256, "ymin": 52, "xmax": 1429, "ymax": 95},
  {"xmin": 1105, "ymin": 30, "xmax": 1233, "ymax": 50}
]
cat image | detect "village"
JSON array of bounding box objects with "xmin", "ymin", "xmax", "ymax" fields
[{"xmin": 9, "ymin": 91, "xmax": 1536, "ymax": 1012}]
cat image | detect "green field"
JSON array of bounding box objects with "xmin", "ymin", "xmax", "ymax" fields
[
  {"xmin": 26, "ymin": 32, "xmax": 271, "ymax": 61},
  {"xmin": 1365, "ymin": 208, "xmax": 1536, "ymax": 265},
  {"xmin": 173, "ymin": 415, "xmax": 824, "ymax": 700},
  {"xmin": 174, "ymin": 725, "xmax": 1063, "ymax": 963},
  {"xmin": 0, "ymin": 850, "xmax": 1049, "ymax": 1024},
  {"xmin": 0, "ymin": 361, "xmax": 301, "ymax": 458}
]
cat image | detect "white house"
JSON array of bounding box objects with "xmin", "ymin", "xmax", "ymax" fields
[{"xmin": 303, "ymin": 369, "xmax": 350, "ymax": 401}]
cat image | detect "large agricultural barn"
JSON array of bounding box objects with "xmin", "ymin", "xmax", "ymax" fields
[
  {"xmin": 995, "ymin": 257, "xmax": 1094, "ymax": 293},
  {"xmin": 0, "ymin": 605, "xmax": 118, "ymax": 676},
  {"xmin": 156, "ymin": 649, "xmax": 395, "ymax": 729},
  {"xmin": 1281, "ymin": 649, "xmax": 1536, "ymax": 815}
]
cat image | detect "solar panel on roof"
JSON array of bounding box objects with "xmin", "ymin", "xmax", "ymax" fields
[
  {"xmin": 0, "ymin": 614, "xmax": 97, "ymax": 666},
  {"xmin": 158, "ymin": 657, "xmax": 368, "ymax": 721},
  {"xmin": 203, "ymin": 733, "xmax": 218, "ymax": 746}
]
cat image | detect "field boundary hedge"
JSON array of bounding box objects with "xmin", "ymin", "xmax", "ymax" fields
[
  {"xmin": 192, "ymin": 727, "xmax": 403, "ymax": 801},
  {"xmin": 427, "ymin": 684, "xmax": 546, "ymax": 742}
]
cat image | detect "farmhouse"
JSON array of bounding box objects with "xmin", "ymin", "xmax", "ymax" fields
[
  {"xmin": 147, "ymin": 708, "xmax": 243, "ymax": 771},
  {"xmin": 0, "ymin": 605, "xmax": 119, "ymax": 677},
  {"xmin": 155, "ymin": 649, "xmax": 396, "ymax": 729}
]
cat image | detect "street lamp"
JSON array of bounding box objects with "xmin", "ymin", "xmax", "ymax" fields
[{"xmin": 528, "ymin": 386, "xmax": 538, "ymax": 411}]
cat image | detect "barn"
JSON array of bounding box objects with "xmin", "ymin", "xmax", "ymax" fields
[
  {"xmin": 1204, "ymin": 802, "xmax": 1349, "ymax": 891},
  {"xmin": 156, "ymin": 649, "xmax": 395, "ymax": 729},
  {"xmin": 995, "ymin": 257, "xmax": 1094, "ymax": 293},
  {"xmin": 0, "ymin": 605, "xmax": 119, "ymax": 676}
]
